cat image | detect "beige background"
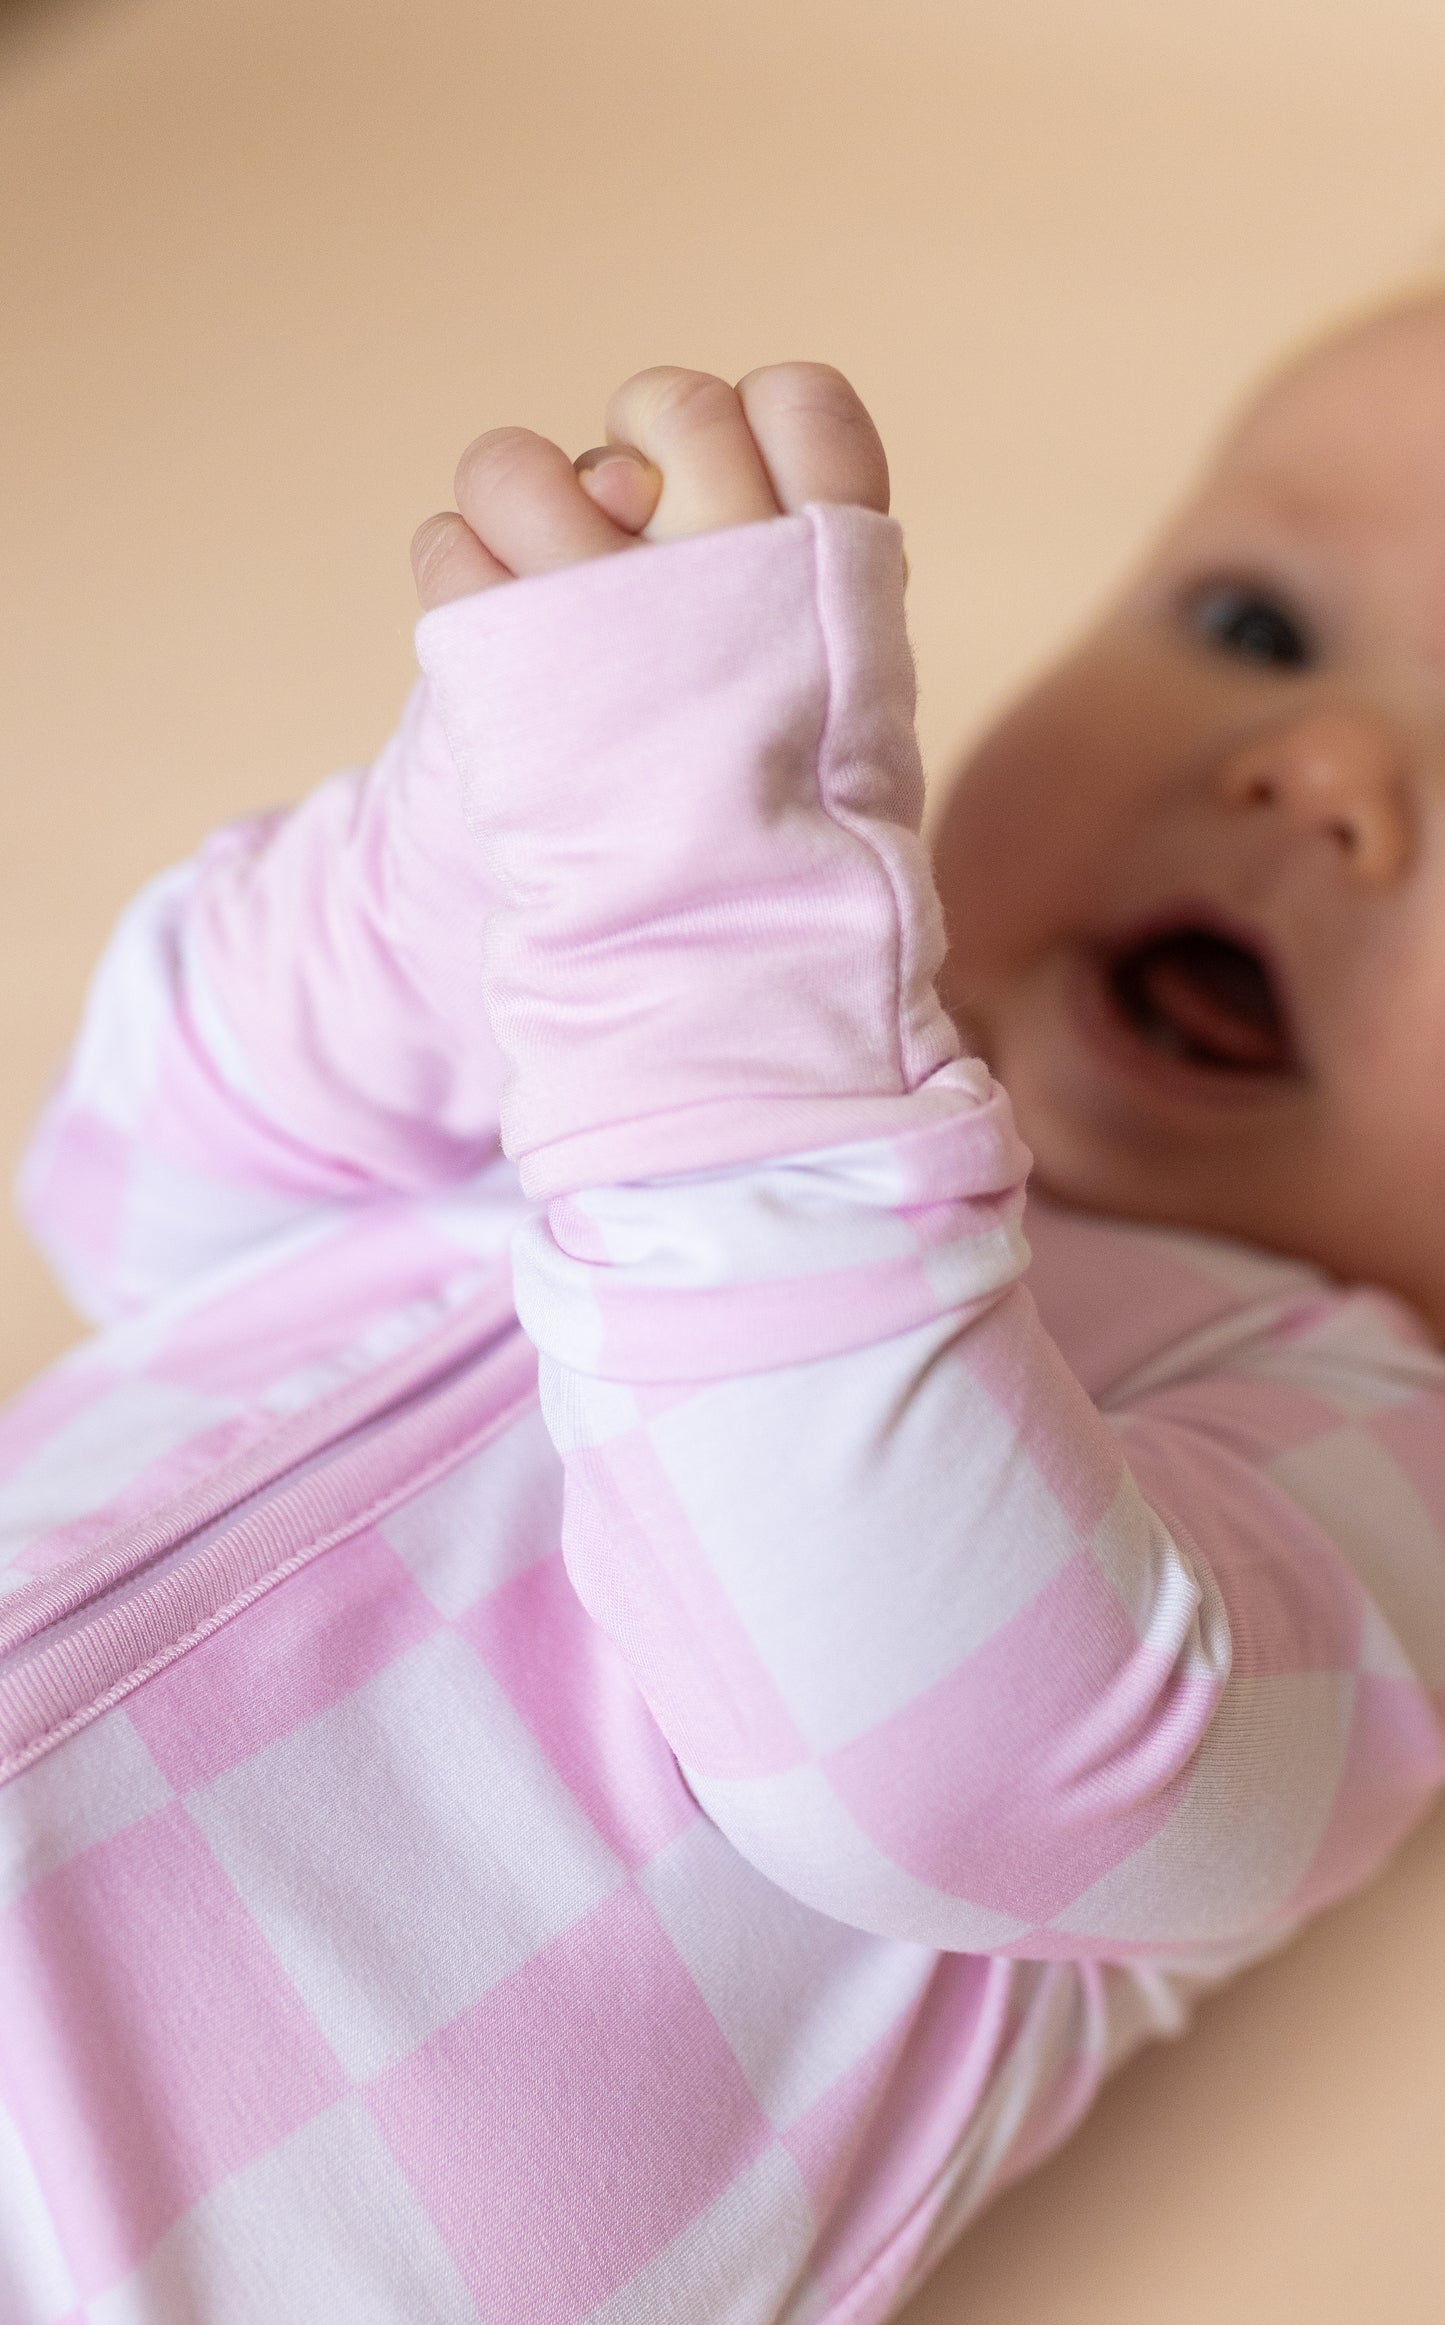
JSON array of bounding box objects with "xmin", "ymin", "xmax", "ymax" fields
[{"xmin": 4, "ymin": 0, "xmax": 1445, "ymax": 2314}]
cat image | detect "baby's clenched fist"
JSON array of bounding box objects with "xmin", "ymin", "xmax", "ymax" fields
[{"xmin": 411, "ymin": 363, "xmax": 890, "ymax": 610}]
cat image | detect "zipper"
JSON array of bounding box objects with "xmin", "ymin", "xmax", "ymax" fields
[{"xmin": 0, "ymin": 1278, "xmax": 538, "ymax": 1783}]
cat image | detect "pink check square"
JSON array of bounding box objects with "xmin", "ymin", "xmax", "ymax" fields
[{"xmin": 0, "ymin": 1802, "xmax": 346, "ymax": 2300}]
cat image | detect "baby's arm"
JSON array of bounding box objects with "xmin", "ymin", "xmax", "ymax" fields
[
  {"xmin": 19, "ymin": 661, "xmax": 511, "ymax": 1324},
  {"xmin": 18, "ymin": 401, "xmax": 741, "ymax": 1326},
  {"xmin": 421, "ymin": 368, "xmax": 1445, "ymax": 1959}
]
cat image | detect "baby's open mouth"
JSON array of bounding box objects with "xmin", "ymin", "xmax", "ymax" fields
[{"xmin": 1103, "ymin": 923, "xmax": 1298, "ymax": 1075}]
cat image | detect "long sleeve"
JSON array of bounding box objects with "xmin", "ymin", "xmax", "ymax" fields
[
  {"xmin": 417, "ymin": 506, "xmax": 1445, "ymax": 1961},
  {"xmin": 17, "ymin": 681, "xmax": 509, "ymax": 1322}
]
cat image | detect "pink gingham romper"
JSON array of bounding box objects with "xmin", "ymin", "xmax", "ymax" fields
[{"xmin": 1, "ymin": 508, "xmax": 1443, "ymax": 2325}]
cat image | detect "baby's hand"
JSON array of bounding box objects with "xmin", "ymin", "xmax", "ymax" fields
[{"xmin": 411, "ymin": 364, "xmax": 890, "ymax": 610}]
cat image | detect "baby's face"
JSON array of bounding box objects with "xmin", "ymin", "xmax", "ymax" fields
[{"xmin": 934, "ymin": 296, "xmax": 1445, "ymax": 1328}]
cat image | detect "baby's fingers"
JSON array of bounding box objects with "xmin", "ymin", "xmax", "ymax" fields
[
  {"xmin": 411, "ymin": 513, "xmax": 511, "ymax": 610},
  {"xmin": 454, "ymin": 427, "xmax": 639, "ymax": 579},
  {"xmin": 604, "ymin": 369, "xmax": 780, "ymax": 541},
  {"xmin": 735, "ymin": 364, "xmax": 890, "ymax": 516},
  {"xmin": 575, "ymin": 444, "xmax": 663, "ymax": 534}
]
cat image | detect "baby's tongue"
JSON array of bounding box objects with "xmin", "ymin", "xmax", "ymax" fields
[{"xmin": 1131, "ymin": 931, "xmax": 1289, "ymax": 1070}]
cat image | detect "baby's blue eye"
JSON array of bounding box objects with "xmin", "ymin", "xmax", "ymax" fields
[{"xmin": 1188, "ymin": 584, "xmax": 1311, "ymax": 670}]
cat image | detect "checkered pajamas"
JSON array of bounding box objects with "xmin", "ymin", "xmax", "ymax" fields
[{"xmin": 2, "ymin": 506, "xmax": 1443, "ymax": 2322}]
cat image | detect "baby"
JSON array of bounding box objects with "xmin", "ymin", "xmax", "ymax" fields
[{"xmin": 1, "ymin": 298, "xmax": 1444, "ymax": 2325}]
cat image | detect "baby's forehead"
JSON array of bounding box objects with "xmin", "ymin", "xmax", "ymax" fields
[{"xmin": 1193, "ymin": 299, "xmax": 1445, "ymax": 546}]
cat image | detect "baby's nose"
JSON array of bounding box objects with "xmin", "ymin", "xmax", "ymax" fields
[{"xmin": 1215, "ymin": 708, "xmax": 1412, "ymax": 886}]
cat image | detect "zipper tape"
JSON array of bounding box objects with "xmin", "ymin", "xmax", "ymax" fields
[{"xmin": 0, "ymin": 1287, "xmax": 538, "ymax": 1782}]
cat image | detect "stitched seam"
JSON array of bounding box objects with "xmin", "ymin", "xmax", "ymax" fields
[
  {"xmin": 0, "ymin": 1379, "xmax": 536, "ymax": 1784},
  {"xmin": 805, "ymin": 506, "xmax": 909, "ymax": 1093}
]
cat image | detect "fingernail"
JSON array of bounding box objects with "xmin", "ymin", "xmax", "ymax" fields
[
  {"xmin": 574, "ymin": 444, "xmax": 663, "ymax": 535},
  {"xmin": 574, "ymin": 445, "xmax": 650, "ymax": 476}
]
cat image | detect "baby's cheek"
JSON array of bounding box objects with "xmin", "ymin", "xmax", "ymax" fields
[{"xmin": 933, "ymin": 735, "xmax": 1097, "ymax": 982}]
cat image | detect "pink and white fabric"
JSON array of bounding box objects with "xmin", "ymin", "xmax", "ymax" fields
[{"xmin": 2, "ymin": 506, "xmax": 1443, "ymax": 2324}]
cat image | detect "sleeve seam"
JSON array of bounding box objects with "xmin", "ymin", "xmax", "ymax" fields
[{"xmin": 805, "ymin": 504, "xmax": 911, "ymax": 1094}]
